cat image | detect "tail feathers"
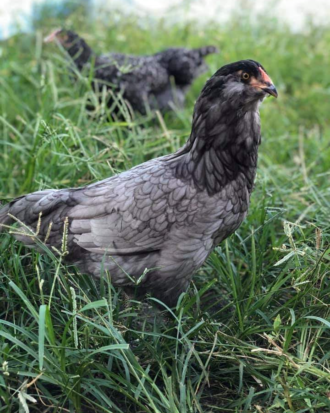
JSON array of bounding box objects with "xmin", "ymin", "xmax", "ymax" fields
[
  {"xmin": 0, "ymin": 195, "xmax": 31, "ymax": 233},
  {"xmin": 196, "ymin": 45, "xmax": 219, "ymax": 57},
  {"xmin": 0, "ymin": 190, "xmax": 59, "ymax": 234},
  {"xmin": 0, "ymin": 198, "xmax": 49, "ymax": 250},
  {"xmin": 0, "ymin": 189, "xmax": 72, "ymax": 253},
  {"xmin": 0, "ymin": 203, "xmax": 12, "ymax": 232}
]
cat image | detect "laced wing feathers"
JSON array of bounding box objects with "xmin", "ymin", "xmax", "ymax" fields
[{"xmin": 68, "ymin": 162, "xmax": 191, "ymax": 256}]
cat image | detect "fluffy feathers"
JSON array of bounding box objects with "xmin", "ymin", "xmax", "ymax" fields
[
  {"xmin": 0, "ymin": 60, "xmax": 277, "ymax": 305},
  {"xmin": 45, "ymin": 29, "xmax": 218, "ymax": 114}
]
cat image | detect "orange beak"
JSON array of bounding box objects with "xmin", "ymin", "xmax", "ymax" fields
[{"xmin": 252, "ymin": 67, "xmax": 278, "ymax": 98}]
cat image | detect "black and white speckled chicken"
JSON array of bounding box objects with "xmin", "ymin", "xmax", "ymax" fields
[
  {"xmin": 0, "ymin": 60, "xmax": 277, "ymax": 306},
  {"xmin": 44, "ymin": 29, "xmax": 218, "ymax": 114}
]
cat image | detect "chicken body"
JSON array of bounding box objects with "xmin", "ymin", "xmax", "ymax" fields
[
  {"xmin": 45, "ymin": 29, "xmax": 218, "ymax": 114},
  {"xmin": 0, "ymin": 60, "xmax": 277, "ymax": 305}
]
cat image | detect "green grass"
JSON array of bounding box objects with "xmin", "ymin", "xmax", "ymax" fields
[{"xmin": 1, "ymin": 6, "xmax": 330, "ymax": 413}]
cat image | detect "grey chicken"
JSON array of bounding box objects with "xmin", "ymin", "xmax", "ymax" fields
[
  {"xmin": 44, "ymin": 29, "xmax": 218, "ymax": 114},
  {"xmin": 0, "ymin": 60, "xmax": 277, "ymax": 306}
]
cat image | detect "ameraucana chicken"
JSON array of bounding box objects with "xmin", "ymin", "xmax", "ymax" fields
[
  {"xmin": 0, "ymin": 60, "xmax": 277, "ymax": 306},
  {"xmin": 44, "ymin": 29, "xmax": 218, "ymax": 114}
]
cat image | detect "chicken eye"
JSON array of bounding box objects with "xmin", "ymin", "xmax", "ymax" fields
[{"xmin": 242, "ymin": 72, "xmax": 250, "ymax": 80}]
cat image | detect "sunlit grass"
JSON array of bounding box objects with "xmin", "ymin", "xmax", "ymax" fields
[{"xmin": 0, "ymin": 6, "xmax": 329, "ymax": 413}]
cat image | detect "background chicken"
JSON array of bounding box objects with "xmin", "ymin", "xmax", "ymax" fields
[
  {"xmin": 0, "ymin": 60, "xmax": 277, "ymax": 305},
  {"xmin": 45, "ymin": 29, "xmax": 218, "ymax": 115}
]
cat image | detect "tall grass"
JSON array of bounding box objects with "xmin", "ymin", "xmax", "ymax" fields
[{"xmin": 0, "ymin": 6, "xmax": 329, "ymax": 413}]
